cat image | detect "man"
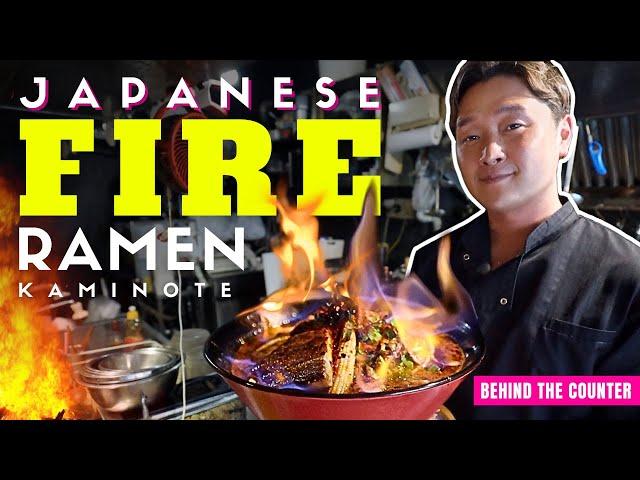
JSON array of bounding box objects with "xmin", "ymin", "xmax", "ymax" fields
[{"xmin": 409, "ymin": 61, "xmax": 640, "ymax": 420}]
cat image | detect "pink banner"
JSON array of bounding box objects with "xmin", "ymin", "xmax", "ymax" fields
[{"xmin": 474, "ymin": 376, "xmax": 640, "ymax": 406}]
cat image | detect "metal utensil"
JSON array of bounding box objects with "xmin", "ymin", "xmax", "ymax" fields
[
  {"xmin": 76, "ymin": 361, "xmax": 180, "ymax": 414},
  {"xmin": 97, "ymin": 347, "xmax": 178, "ymax": 372},
  {"xmin": 79, "ymin": 347, "xmax": 180, "ymax": 384}
]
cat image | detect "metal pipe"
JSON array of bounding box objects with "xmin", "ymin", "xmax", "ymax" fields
[
  {"xmin": 619, "ymin": 116, "xmax": 635, "ymax": 187},
  {"xmin": 602, "ymin": 118, "xmax": 619, "ymax": 187},
  {"xmin": 582, "ymin": 203, "xmax": 640, "ymax": 213},
  {"xmin": 631, "ymin": 115, "xmax": 640, "ymax": 183},
  {"xmin": 583, "ymin": 109, "xmax": 640, "ymax": 121},
  {"xmin": 576, "ymin": 122, "xmax": 592, "ymax": 188}
]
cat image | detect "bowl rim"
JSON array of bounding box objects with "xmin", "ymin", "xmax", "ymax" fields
[
  {"xmin": 204, "ymin": 319, "xmax": 485, "ymax": 400},
  {"xmin": 94, "ymin": 347, "xmax": 179, "ymax": 371},
  {"xmin": 76, "ymin": 356, "xmax": 181, "ymax": 388}
]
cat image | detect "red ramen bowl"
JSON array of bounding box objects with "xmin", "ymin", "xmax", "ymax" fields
[{"xmin": 204, "ymin": 308, "xmax": 485, "ymax": 420}]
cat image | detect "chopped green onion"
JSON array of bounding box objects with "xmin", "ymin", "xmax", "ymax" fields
[{"xmin": 368, "ymin": 327, "xmax": 382, "ymax": 343}]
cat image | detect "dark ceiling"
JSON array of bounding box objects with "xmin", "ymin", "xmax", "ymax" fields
[{"xmin": 2, "ymin": 60, "xmax": 640, "ymax": 119}]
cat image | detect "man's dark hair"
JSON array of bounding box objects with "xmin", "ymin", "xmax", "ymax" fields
[{"xmin": 449, "ymin": 61, "xmax": 571, "ymax": 136}]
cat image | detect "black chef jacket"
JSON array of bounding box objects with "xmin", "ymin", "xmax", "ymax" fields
[{"xmin": 411, "ymin": 198, "xmax": 640, "ymax": 420}]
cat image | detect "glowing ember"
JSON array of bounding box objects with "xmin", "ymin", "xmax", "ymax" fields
[{"xmin": 0, "ymin": 177, "xmax": 79, "ymax": 420}]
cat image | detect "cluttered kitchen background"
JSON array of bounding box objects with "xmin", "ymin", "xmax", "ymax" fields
[{"xmin": 1, "ymin": 59, "xmax": 639, "ymax": 420}]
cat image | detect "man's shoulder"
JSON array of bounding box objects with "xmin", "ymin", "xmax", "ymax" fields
[
  {"xmin": 572, "ymin": 210, "xmax": 640, "ymax": 276},
  {"xmin": 574, "ymin": 211, "xmax": 640, "ymax": 253}
]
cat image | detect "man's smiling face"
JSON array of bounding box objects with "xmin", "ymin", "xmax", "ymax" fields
[{"xmin": 455, "ymin": 75, "xmax": 571, "ymax": 213}]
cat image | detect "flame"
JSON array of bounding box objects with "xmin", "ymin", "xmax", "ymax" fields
[
  {"xmin": 244, "ymin": 181, "xmax": 472, "ymax": 393},
  {"xmin": 345, "ymin": 184, "xmax": 382, "ymax": 306},
  {"xmin": 262, "ymin": 301, "xmax": 283, "ymax": 312},
  {"xmin": 271, "ymin": 181, "xmax": 328, "ymax": 301},
  {"xmin": 0, "ymin": 195, "xmax": 19, "ymax": 238},
  {"xmin": 374, "ymin": 357, "xmax": 391, "ymax": 382},
  {"xmin": 237, "ymin": 182, "xmax": 332, "ymax": 324},
  {"xmin": 343, "ymin": 187, "xmax": 461, "ymax": 373},
  {"xmin": 0, "ymin": 177, "xmax": 79, "ymax": 419},
  {"xmin": 382, "ymin": 238, "xmax": 462, "ymax": 367}
]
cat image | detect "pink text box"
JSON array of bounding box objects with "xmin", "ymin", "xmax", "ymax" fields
[{"xmin": 474, "ymin": 376, "xmax": 640, "ymax": 406}]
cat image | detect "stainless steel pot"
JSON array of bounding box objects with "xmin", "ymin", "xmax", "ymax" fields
[
  {"xmin": 75, "ymin": 347, "xmax": 181, "ymax": 414},
  {"xmin": 97, "ymin": 347, "xmax": 178, "ymax": 371},
  {"xmin": 76, "ymin": 362, "xmax": 180, "ymax": 414},
  {"xmin": 79, "ymin": 347, "xmax": 179, "ymax": 384}
]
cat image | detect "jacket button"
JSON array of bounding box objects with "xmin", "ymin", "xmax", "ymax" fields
[
  {"xmin": 463, "ymin": 253, "xmax": 470, "ymax": 261},
  {"xmin": 500, "ymin": 297, "xmax": 508, "ymax": 306}
]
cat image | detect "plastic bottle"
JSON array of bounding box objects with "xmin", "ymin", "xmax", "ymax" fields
[{"xmin": 124, "ymin": 305, "xmax": 143, "ymax": 344}]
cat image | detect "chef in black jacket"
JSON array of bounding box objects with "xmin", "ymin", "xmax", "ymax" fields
[{"xmin": 410, "ymin": 61, "xmax": 640, "ymax": 420}]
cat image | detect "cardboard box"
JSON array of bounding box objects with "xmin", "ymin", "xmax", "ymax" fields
[{"xmin": 388, "ymin": 94, "xmax": 441, "ymax": 132}]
